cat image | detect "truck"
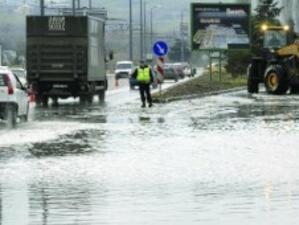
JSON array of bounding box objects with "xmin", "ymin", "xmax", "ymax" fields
[{"xmin": 26, "ymin": 16, "xmax": 110, "ymax": 106}]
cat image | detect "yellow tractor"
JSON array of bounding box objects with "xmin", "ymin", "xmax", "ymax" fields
[{"xmin": 247, "ymin": 24, "xmax": 299, "ymax": 94}]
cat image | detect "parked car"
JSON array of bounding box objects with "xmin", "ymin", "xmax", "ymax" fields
[
  {"xmin": 10, "ymin": 68, "xmax": 27, "ymax": 86},
  {"xmin": 115, "ymin": 61, "xmax": 134, "ymax": 79},
  {"xmin": 0, "ymin": 67, "xmax": 29, "ymax": 127}
]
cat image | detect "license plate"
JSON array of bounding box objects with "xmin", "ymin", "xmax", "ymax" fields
[{"xmin": 53, "ymin": 85, "xmax": 67, "ymax": 88}]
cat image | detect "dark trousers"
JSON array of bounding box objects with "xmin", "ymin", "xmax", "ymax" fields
[{"xmin": 139, "ymin": 83, "xmax": 152, "ymax": 104}]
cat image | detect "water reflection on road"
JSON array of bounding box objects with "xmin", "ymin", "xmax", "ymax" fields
[{"xmin": 1, "ymin": 91, "xmax": 299, "ymax": 225}]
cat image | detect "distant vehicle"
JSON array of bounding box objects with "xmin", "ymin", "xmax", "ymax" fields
[
  {"xmin": 173, "ymin": 63, "xmax": 185, "ymax": 79},
  {"xmin": 115, "ymin": 61, "xmax": 134, "ymax": 79},
  {"xmin": 10, "ymin": 68, "xmax": 27, "ymax": 87},
  {"xmin": 163, "ymin": 64, "xmax": 179, "ymax": 82},
  {"xmin": 0, "ymin": 67, "xmax": 29, "ymax": 127},
  {"xmin": 26, "ymin": 16, "xmax": 110, "ymax": 106},
  {"xmin": 179, "ymin": 63, "xmax": 193, "ymax": 77}
]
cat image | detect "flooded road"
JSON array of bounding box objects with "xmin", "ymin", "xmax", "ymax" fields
[{"xmin": 1, "ymin": 89, "xmax": 299, "ymax": 225}]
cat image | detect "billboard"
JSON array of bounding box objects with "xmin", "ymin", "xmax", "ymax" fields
[{"xmin": 191, "ymin": 3, "xmax": 251, "ymax": 50}]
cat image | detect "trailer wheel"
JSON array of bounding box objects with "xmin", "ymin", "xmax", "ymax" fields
[
  {"xmin": 99, "ymin": 91, "xmax": 105, "ymax": 103},
  {"xmin": 79, "ymin": 96, "xmax": 86, "ymax": 105},
  {"xmin": 265, "ymin": 69, "xmax": 289, "ymax": 95},
  {"xmin": 87, "ymin": 95, "xmax": 93, "ymax": 104}
]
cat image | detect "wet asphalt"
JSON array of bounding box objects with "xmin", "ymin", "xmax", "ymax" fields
[{"xmin": 1, "ymin": 82, "xmax": 299, "ymax": 225}]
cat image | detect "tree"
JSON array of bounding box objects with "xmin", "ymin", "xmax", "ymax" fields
[
  {"xmin": 226, "ymin": 50, "xmax": 251, "ymax": 78},
  {"xmin": 252, "ymin": 0, "xmax": 283, "ymax": 54},
  {"xmin": 255, "ymin": 0, "xmax": 283, "ymax": 23},
  {"xmin": 168, "ymin": 39, "xmax": 191, "ymax": 62}
]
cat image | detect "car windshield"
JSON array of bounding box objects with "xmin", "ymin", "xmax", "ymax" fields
[
  {"xmin": 12, "ymin": 69, "xmax": 26, "ymax": 78},
  {"xmin": 117, "ymin": 64, "xmax": 132, "ymax": 69}
]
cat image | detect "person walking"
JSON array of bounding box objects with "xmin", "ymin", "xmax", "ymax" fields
[{"xmin": 132, "ymin": 60, "xmax": 154, "ymax": 108}]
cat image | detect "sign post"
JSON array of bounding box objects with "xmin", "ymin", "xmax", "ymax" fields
[{"xmin": 153, "ymin": 41, "xmax": 168, "ymax": 94}]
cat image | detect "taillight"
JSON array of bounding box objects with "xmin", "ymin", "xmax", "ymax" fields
[{"xmin": 3, "ymin": 74, "xmax": 14, "ymax": 95}]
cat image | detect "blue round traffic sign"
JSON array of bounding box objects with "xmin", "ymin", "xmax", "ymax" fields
[{"xmin": 153, "ymin": 41, "xmax": 169, "ymax": 57}]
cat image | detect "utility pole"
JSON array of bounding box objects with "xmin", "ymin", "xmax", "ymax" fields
[
  {"xmin": 140, "ymin": 0, "xmax": 144, "ymax": 60},
  {"xmin": 143, "ymin": 1, "xmax": 147, "ymax": 58},
  {"xmin": 180, "ymin": 12, "xmax": 185, "ymax": 62},
  {"xmin": 72, "ymin": 0, "xmax": 76, "ymax": 16},
  {"xmin": 150, "ymin": 8, "xmax": 153, "ymax": 47},
  {"xmin": 150, "ymin": 6, "xmax": 159, "ymax": 48},
  {"xmin": 89, "ymin": 0, "xmax": 92, "ymax": 8},
  {"xmin": 77, "ymin": 0, "xmax": 80, "ymax": 9},
  {"xmin": 40, "ymin": 0, "xmax": 45, "ymax": 16},
  {"xmin": 129, "ymin": 0, "xmax": 133, "ymax": 61}
]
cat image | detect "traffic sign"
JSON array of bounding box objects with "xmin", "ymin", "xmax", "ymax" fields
[{"xmin": 153, "ymin": 41, "xmax": 169, "ymax": 57}]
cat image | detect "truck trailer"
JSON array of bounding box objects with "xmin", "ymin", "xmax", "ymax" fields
[{"xmin": 26, "ymin": 16, "xmax": 108, "ymax": 106}]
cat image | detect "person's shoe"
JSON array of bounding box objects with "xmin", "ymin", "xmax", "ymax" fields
[
  {"xmin": 148, "ymin": 103, "xmax": 153, "ymax": 108},
  {"xmin": 141, "ymin": 103, "xmax": 146, "ymax": 108}
]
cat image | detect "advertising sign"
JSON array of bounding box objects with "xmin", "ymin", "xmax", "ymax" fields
[{"xmin": 191, "ymin": 3, "xmax": 251, "ymax": 50}]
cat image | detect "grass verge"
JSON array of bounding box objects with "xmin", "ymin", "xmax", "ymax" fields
[{"xmin": 152, "ymin": 71, "xmax": 247, "ymax": 103}]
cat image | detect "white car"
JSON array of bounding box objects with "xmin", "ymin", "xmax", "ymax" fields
[
  {"xmin": 0, "ymin": 67, "xmax": 29, "ymax": 127},
  {"xmin": 115, "ymin": 61, "xmax": 134, "ymax": 79}
]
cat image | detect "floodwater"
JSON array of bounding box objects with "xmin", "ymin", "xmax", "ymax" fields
[{"xmin": 1, "ymin": 89, "xmax": 299, "ymax": 225}]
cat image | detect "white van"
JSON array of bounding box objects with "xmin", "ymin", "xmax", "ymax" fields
[{"xmin": 115, "ymin": 61, "xmax": 134, "ymax": 79}]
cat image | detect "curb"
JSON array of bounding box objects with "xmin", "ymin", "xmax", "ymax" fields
[{"xmin": 153, "ymin": 86, "xmax": 246, "ymax": 103}]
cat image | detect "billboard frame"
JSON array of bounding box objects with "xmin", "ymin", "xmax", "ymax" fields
[{"xmin": 190, "ymin": 2, "xmax": 252, "ymax": 52}]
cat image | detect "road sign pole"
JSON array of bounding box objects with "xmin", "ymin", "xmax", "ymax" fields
[
  {"xmin": 209, "ymin": 50, "xmax": 212, "ymax": 81},
  {"xmin": 156, "ymin": 56, "xmax": 165, "ymax": 94},
  {"xmin": 219, "ymin": 51, "xmax": 222, "ymax": 82}
]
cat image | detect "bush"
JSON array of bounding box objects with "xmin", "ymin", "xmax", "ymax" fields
[{"xmin": 226, "ymin": 50, "xmax": 251, "ymax": 78}]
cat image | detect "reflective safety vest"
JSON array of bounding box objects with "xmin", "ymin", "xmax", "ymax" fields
[{"xmin": 137, "ymin": 67, "xmax": 151, "ymax": 83}]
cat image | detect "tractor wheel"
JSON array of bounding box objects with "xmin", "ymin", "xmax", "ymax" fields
[
  {"xmin": 247, "ymin": 76, "xmax": 259, "ymax": 93},
  {"xmin": 265, "ymin": 70, "xmax": 289, "ymax": 95},
  {"xmin": 247, "ymin": 64, "xmax": 259, "ymax": 93}
]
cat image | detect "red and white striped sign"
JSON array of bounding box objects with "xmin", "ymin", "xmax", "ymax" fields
[{"xmin": 156, "ymin": 56, "xmax": 165, "ymax": 83}]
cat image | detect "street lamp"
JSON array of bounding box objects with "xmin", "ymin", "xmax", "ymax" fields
[
  {"xmin": 140, "ymin": 0, "xmax": 144, "ymax": 60},
  {"xmin": 129, "ymin": 0, "xmax": 133, "ymax": 61}
]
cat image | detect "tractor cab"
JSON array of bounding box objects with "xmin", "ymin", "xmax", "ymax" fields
[{"xmin": 261, "ymin": 24, "xmax": 290, "ymax": 50}]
